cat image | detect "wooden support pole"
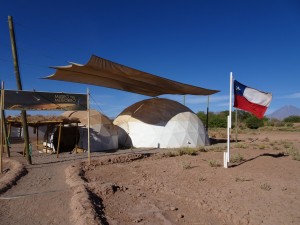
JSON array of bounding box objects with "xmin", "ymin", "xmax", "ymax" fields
[
  {"xmin": 0, "ymin": 85, "xmax": 3, "ymax": 173},
  {"xmin": 56, "ymin": 123, "xmax": 62, "ymax": 158},
  {"xmin": 36, "ymin": 126, "xmax": 39, "ymax": 150},
  {"xmin": 7, "ymin": 123, "xmax": 11, "ymax": 156},
  {"xmin": 45, "ymin": 125, "xmax": 49, "ymax": 154},
  {"xmin": 2, "ymin": 111, "xmax": 10, "ymax": 157},
  {"xmin": 75, "ymin": 123, "xmax": 78, "ymax": 154},
  {"xmin": 87, "ymin": 89, "xmax": 91, "ymax": 165},
  {"xmin": 8, "ymin": 16, "xmax": 31, "ymax": 164},
  {"xmin": 8, "ymin": 123, "xmax": 11, "ymax": 140},
  {"xmin": 1, "ymin": 82, "xmax": 10, "ymax": 157}
]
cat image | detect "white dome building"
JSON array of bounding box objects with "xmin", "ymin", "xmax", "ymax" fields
[
  {"xmin": 62, "ymin": 110, "xmax": 118, "ymax": 151},
  {"xmin": 113, "ymin": 98, "xmax": 209, "ymax": 148}
]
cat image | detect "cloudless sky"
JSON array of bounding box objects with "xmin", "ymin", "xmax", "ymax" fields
[{"xmin": 0, "ymin": 0, "xmax": 299, "ymax": 118}]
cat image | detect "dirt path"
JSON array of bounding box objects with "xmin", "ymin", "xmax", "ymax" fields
[
  {"xmin": 0, "ymin": 143, "xmax": 160, "ymax": 225},
  {"xmin": 0, "ymin": 144, "xmax": 86, "ymax": 225}
]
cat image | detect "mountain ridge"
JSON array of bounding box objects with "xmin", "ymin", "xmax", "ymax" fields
[{"xmin": 267, "ymin": 105, "xmax": 300, "ymax": 120}]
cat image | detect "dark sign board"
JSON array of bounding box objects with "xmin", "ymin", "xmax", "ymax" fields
[{"xmin": 4, "ymin": 90, "xmax": 87, "ymax": 111}]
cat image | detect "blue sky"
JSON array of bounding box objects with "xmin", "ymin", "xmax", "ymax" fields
[{"xmin": 0, "ymin": 0, "xmax": 299, "ymax": 118}]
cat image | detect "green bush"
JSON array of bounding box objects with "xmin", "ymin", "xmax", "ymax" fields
[
  {"xmin": 197, "ymin": 110, "xmax": 269, "ymax": 128},
  {"xmin": 245, "ymin": 116, "xmax": 264, "ymax": 129},
  {"xmin": 197, "ymin": 111, "xmax": 227, "ymax": 128},
  {"xmin": 209, "ymin": 116, "xmax": 227, "ymax": 128},
  {"xmin": 284, "ymin": 116, "xmax": 300, "ymax": 123}
]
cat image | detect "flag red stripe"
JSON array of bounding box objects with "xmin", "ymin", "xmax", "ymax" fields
[{"xmin": 234, "ymin": 95, "xmax": 267, "ymax": 119}]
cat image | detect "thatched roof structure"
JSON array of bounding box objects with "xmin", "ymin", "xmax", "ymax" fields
[{"xmin": 6, "ymin": 115, "xmax": 81, "ymax": 127}]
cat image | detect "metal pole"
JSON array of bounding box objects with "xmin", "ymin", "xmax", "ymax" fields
[
  {"xmin": 235, "ymin": 108, "xmax": 238, "ymax": 142},
  {"xmin": 225, "ymin": 72, "xmax": 233, "ymax": 168},
  {"xmin": 8, "ymin": 16, "xmax": 31, "ymax": 164},
  {"xmin": 206, "ymin": 96, "xmax": 209, "ymax": 131},
  {"xmin": 36, "ymin": 126, "xmax": 39, "ymax": 150}
]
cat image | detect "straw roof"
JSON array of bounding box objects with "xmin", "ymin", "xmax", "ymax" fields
[{"xmin": 6, "ymin": 114, "xmax": 80, "ymax": 127}]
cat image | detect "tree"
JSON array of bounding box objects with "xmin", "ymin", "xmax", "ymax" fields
[
  {"xmin": 283, "ymin": 115, "xmax": 300, "ymax": 123},
  {"xmin": 245, "ymin": 116, "xmax": 264, "ymax": 129}
]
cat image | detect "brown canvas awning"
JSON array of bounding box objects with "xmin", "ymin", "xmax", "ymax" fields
[{"xmin": 44, "ymin": 55, "xmax": 219, "ymax": 97}]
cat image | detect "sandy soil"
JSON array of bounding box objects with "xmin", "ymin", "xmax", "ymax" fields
[{"xmin": 0, "ymin": 129, "xmax": 299, "ymax": 225}]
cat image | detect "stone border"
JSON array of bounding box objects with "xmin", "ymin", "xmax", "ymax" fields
[
  {"xmin": 0, "ymin": 158, "xmax": 28, "ymax": 194},
  {"xmin": 65, "ymin": 153, "xmax": 150, "ymax": 225},
  {"xmin": 65, "ymin": 162, "xmax": 102, "ymax": 225}
]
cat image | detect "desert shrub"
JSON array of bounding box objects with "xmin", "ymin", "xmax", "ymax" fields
[
  {"xmin": 258, "ymin": 145, "xmax": 266, "ymax": 150},
  {"xmin": 205, "ymin": 145, "xmax": 226, "ymax": 152},
  {"xmin": 266, "ymin": 118, "xmax": 285, "ymax": 127},
  {"xmin": 235, "ymin": 143, "xmax": 248, "ymax": 149},
  {"xmin": 164, "ymin": 151, "xmax": 177, "ymax": 157},
  {"xmin": 177, "ymin": 149, "xmax": 186, "ymax": 156},
  {"xmin": 208, "ymin": 160, "xmax": 221, "ymax": 167},
  {"xmin": 181, "ymin": 161, "xmax": 192, "ymax": 169},
  {"xmin": 163, "ymin": 148, "xmax": 199, "ymax": 157},
  {"xmin": 260, "ymin": 183, "xmax": 271, "ymax": 191},
  {"xmin": 262, "ymin": 137, "xmax": 269, "ymax": 142},
  {"xmin": 235, "ymin": 176, "xmax": 253, "ymax": 182},
  {"xmin": 285, "ymin": 122, "xmax": 294, "ymax": 127},
  {"xmin": 282, "ymin": 141, "xmax": 293, "ymax": 149},
  {"xmin": 197, "ymin": 146, "xmax": 207, "ymax": 152},
  {"xmin": 177, "ymin": 148, "xmax": 198, "ymax": 156},
  {"xmin": 293, "ymin": 152, "xmax": 300, "ymax": 161},
  {"xmin": 284, "ymin": 115, "xmax": 300, "ymax": 123},
  {"xmin": 286, "ymin": 147, "xmax": 300, "ymax": 161},
  {"xmin": 230, "ymin": 153, "xmax": 245, "ymax": 163},
  {"xmin": 198, "ymin": 176, "xmax": 206, "ymax": 181},
  {"xmin": 245, "ymin": 116, "xmax": 264, "ymax": 129}
]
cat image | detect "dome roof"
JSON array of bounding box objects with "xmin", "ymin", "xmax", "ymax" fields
[
  {"xmin": 115, "ymin": 98, "xmax": 193, "ymax": 125},
  {"xmin": 62, "ymin": 109, "xmax": 112, "ymax": 125}
]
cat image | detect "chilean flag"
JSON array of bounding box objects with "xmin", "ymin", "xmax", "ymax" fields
[{"xmin": 234, "ymin": 80, "xmax": 272, "ymax": 119}]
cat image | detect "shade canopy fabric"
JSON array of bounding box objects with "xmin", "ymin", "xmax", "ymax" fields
[{"xmin": 45, "ymin": 55, "xmax": 219, "ymax": 97}]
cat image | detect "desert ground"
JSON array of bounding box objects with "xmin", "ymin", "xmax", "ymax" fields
[{"xmin": 0, "ymin": 127, "xmax": 299, "ymax": 225}]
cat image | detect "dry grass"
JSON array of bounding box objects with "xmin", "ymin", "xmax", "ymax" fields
[
  {"xmin": 235, "ymin": 176, "xmax": 253, "ymax": 182},
  {"xmin": 230, "ymin": 153, "xmax": 245, "ymax": 163},
  {"xmin": 208, "ymin": 159, "xmax": 221, "ymax": 167},
  {"xmin": 260, "ymin": 183, "xmax": 272, "ymax": 191}
]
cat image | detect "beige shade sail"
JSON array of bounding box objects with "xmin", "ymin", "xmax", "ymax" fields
[{"xmin": 44, "ymin": 55, "xmax": 219, "ymax": 97}]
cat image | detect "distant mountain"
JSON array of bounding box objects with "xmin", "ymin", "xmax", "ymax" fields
[{"xmin": 268, "ymin": 105, "xmax": 300, "ymax": 120}]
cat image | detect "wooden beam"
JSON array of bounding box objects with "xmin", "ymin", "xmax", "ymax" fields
[{"xmin": 56, "ymin": 124, "xmax": 62, "ymax": 158}]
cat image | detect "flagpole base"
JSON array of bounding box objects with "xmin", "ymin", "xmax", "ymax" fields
[{"xmin": 224, "ymin": 152, "xmax": 228, "ymax": 168}]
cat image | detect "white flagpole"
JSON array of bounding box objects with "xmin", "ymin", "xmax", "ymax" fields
[
  {"xmin": 225, "ymin": 72, "xmax": 233, "ymax": 168},
  {"xmin": 87, "ymin": 88, "xmax": 91, "ymax": 165}
]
